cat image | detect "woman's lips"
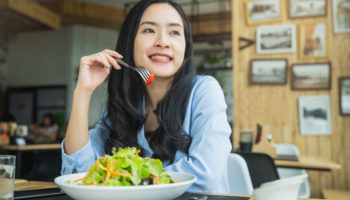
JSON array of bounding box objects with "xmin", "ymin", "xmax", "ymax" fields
[{"xmin": 149, "ymin": 54, "xmax": 173, "ymax": 63}]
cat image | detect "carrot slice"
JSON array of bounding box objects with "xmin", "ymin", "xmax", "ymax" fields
[
  {"xmin": 96, "ymin": 160, "xmax": 107, "ymax": 171},
  {"xmin": 111, "ymin": 159, "xmax": 119, "ymax": 178},
  {"xmin": 172, "ymin": 179, "xmax": 180, "ymax": 183},
  {"xmin": 109, "ymin": 170, "xmax": 131, "ymax": 177},
  {"xmin": 104, "ymin": 160, "xmax": 111, "ymax": 185},
  {"xmin": 153, "ymin": 175, "xmax": 160, "ymax": 185},
  {"xmin": 73, "ymin": 177, "xmax": 84, "ymax": 183}
]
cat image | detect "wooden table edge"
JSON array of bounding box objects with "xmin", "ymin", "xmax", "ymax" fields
[{"xmin": 0, "ymin": 143, "xmax": 61, "ymax": 151}]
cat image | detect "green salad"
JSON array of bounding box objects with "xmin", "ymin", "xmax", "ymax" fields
[{"xmin": 72, "ymin": 147, "xmax": 174, "ymax": 186}]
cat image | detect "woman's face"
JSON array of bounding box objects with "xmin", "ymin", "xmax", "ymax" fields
[
  {"xmin": 43, "ymin": 116, "xmax": 51, "ymax": 126},
  {"xmin": 134, "ymin": 3, "xmax": 186, "ymax": 79}
]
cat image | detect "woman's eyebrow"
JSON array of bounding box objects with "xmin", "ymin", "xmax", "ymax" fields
[
  {"xmin": 140, "ymin": 21, "xmax": 182, "ymax": 28},
  {"xmin": 168, "ymin": 23, "xmax": 182, "ymax": 28},
  {"xmin": 140, "ymin": 21, "xmax": 157, "ymax": 26}
]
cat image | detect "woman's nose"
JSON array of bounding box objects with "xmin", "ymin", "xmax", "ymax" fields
[{"xmin": 154, "ymin": 32, "xmax": 170, "ymax": 48}]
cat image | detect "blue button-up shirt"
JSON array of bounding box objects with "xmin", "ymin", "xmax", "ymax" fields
[{"xmin": 61, "ymin": 75, "xmax": 232, "ymax": 193}]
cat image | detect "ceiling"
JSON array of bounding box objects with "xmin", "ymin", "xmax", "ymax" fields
[
  {"xmin": 0, "ymin": 0, "xmax": 231, "ymax": 51},
  {"xmin": 62, "ymin": 0, "xmax": 231, "ymax": 15}
]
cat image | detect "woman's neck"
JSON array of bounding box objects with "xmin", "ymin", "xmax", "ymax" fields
[{"xmin": 146, "ymin": 77, "xmax": 172, "ymax": 110}]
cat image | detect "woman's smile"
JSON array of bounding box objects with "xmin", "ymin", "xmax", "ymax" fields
[{"xmin": 148, "ymin": 53, "xmax": 173, "ymax": 63}]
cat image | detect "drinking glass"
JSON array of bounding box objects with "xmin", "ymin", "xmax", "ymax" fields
[
  {"xmin": 239, "ymin": 131, "xmax": 254, "ymax": 152},
  {"xmin": 0, "ymin": 155, "xmax": 16, "ymax": 200}
]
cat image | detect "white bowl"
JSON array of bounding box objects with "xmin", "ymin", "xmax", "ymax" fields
[
  {"xmin": 253, "ymin": 174, "xmax": 307, "ymax": 200},
  {"xmin": 54, "ymin": 171, "xmax": 196, "ymax": 200}
]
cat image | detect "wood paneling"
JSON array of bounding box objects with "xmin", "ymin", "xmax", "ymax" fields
[
  {"xmin": 40, "ymin": 0, "xmax": 125, "ymax": 30},
  {"xmin": 189, "ymin": 11, "xmax": 231, "ymax": 35},
  {"xmin": 0, "ymin": 0, "xmax": 60, "ymax": 29},
  {"xmin": 232, "ymin": 0, "xmax": 350, "ymax": 197}
]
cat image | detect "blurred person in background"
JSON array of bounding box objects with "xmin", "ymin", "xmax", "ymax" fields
[{"xmin": 32, "ymin": 113, "xmax": 58, "ymax": 143}]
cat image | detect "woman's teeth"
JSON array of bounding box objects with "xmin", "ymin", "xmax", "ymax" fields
[{"xmin": 150, "ymin": 55, "xmax": 170, "ymax": 60}]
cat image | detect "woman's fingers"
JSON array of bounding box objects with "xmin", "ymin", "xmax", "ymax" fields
[
  {"xmin": 98, "ymin": 50, "xmax": 123, "ymax": 72},
  {"xmin": 102, "ymin": 49, "xmax": 123, "ymax": 59},
  {"xmin": 105, "ymin": 54, "xmax": 121, "ymax": 71},
  {"xmin": 96, "ymin": 52, "xmax": 112, "ymax": 73},
  {"xmin": 81, "ymin": 54, "xmax": 108, "ymax": 70},
  {"xmin": 80, "ymin": 49, "xmax": 123, "ymax": 74}
]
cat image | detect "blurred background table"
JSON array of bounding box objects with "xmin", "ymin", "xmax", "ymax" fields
[
  {"xmin": 322, "ymin": 189, "xmax": 350, "ymax": 200},
  {"xmin": 15, "ymin": 179, "xmax": 58, "ymax": 191},
  {"xmin": 275, "ymin": 156, "xmax": 341, "ymax": 171}
]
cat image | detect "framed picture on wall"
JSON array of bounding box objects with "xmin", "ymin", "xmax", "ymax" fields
[
  {"xmin": 298, "ymin": 21, "xmax": 328, "ymax": 59},
  {"xmin": 288, "ymin": 0, "xmax": 327, "ymax": 19},
  {"xmin": 246, "ymin": 0, "xmax": 282, "ymax": 25},
  {"xmin": 256, "ymin": 24, "xmax": 296, "ymax": 54},
  {"xmin": 250, "ymin": 59, "xmax": 287, "ymax": 84},
  {"xmin": 339, "ymin": 77, "xmax": 350, "ymax": 115},
  {"xmin": 292, "ymin": 63, "xmax": 331, "ymax": 90},
  {"xmin": 298, "ymin": 95, "xmax": 331, "ymax": 135},
  {"xmin": 332, "ymin": 0, "xmax": 350, "ymax": 33}
]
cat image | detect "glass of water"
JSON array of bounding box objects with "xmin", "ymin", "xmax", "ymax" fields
[{"xmin": 0, "ymin": 155, "xmax": 16, "ymax": 200}]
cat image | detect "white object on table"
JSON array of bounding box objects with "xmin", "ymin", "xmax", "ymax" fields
[
  {"xmin": 253, "ymin": 174, "xmax": 307, "ymax": 200},
  {"xmin": 274, "ymin": 143, "xmax": 310, "ymax": 198}
]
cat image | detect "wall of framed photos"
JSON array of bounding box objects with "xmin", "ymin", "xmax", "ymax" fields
[{"xmin": 231, "ymin": 0, "xmax": 350, "ymax": 197}]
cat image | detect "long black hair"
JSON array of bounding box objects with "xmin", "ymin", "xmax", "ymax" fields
[{"xmin": 104, "ymin": 0, "xmax": 195, "ymax": 163}]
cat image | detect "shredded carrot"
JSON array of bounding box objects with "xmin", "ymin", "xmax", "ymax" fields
[
  {"xmin": 135, "ymin": 149, "xmax": 141, "ymax": 156},
  {"xmin": 153, "ymin": 175, "xmax": 160, "ymax": 184},
  {"xmin": 104, "ymin": 160, "xmax": 111, "ymax": 185},
  {"xmin": 96, "ymin": 160, "xmax": 107, "ymax": 171},
  {"xmin": 73, "ymin": 177, "xmax": 85, "ymax": 183},
  {"xmin": 111, "ymin": 159, "xmax": 119, "ymax": 178},
  {"xmin": 86, "ymin": 184, "xmax": 95, "ymax": 186},
  {"xmin": 109, "ymin": 170, "xmax": 131, "ymax": 177},
  {"xmin": 172, "ymin": 179, "xmax": 180, "ymax": 183},
  {"xmin": 84, "ymin": 167, "xmax": 92, "ymax": 179}
]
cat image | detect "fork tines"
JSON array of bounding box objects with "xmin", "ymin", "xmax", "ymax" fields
[{"xmin": 135, "ymin": 67, "xmax": 150, "ymax": 83}]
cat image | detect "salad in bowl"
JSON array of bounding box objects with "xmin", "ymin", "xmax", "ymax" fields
[{"xmin": 55, "ymin": 147, "xmax": 196, "ymax": 200}]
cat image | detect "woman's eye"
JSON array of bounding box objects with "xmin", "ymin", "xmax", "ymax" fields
[
  {"xmin": 170, "ymin": 31, "xmax": 180, "ymax": 35},
  {"xmin": 143, "ymin": 28, "xmax": 154, "ymax": 33}
]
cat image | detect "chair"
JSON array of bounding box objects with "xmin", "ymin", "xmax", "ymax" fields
[
  {"xmin": 236, "ymin": 152, "xmax": 279, "ymax": 188},
  {"xmin": 274, "ymin": 144, "xmax": 311, "ymax": 198},
  {"xmin": 227, "ymin": 153, "xmax": 254, "ymax": 195}
]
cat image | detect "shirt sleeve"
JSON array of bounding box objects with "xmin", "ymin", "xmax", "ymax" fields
[
  {"xmin": 164, "ymin": 76, "xmax": 232, "ymax": 193},
  {"xmin": 61, "ymin": 111, "xmax": 110, "ymax": 175}
]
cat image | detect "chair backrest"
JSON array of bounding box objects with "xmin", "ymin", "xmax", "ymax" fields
[
  {"xmin": 227, "ymin": 153, "xmax": 254, "ymax": 195},
  {"xmin": 236, "ymin": 152, "xmax": 279, "ymax": 188},
  {"xmin": 274, "ymin": 143, "xmax": 310, "ymax": 198}
]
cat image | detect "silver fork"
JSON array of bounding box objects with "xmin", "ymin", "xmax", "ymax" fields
[
  {"xmin": 101, "ymin": 59, "xmax": 154, "ymax": 84},
  {"xmin": 116, "ymin": 59, "xmax": 153, "ymax": 84}
]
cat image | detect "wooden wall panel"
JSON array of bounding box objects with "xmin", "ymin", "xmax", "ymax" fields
[{"xmin": 232, "ymin": 0, "xmax": 350, "ymax": 197}]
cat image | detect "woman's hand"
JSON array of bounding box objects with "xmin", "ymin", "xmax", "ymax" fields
[{"xmin": 76, "ymin": 49, "xmax": 123, "ymax": 93}]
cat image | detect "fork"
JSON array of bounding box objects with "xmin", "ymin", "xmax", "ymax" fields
[
  {"xmin": 116, "ymin": 60, "xmax": 154, "ymax": 85},
  {"xmin": 101, "ymin": 59, "xmax": 154, "ymax": 85}
]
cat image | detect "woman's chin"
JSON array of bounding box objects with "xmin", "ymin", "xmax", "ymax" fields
[{"xmin": 152, "ymin": 71, "xmax": 176, "ymax": 80}]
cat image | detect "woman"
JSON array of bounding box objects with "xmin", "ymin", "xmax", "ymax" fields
[{"xmin": 62, "ymin": 0, "xmax": 232, "ymax": 193}]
